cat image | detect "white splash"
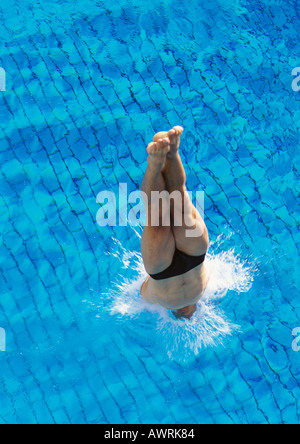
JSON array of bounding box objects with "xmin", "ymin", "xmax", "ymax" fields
[{"xmin": 106, "ymin": 236, "xmax": 255, "ymax": 361}]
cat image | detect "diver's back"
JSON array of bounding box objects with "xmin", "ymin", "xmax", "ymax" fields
[{"xmin": 141, "ymin": 262, "xmax": 209, "ymax": 311}]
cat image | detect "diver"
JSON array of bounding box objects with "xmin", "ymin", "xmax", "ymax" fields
[{"xmin": 140, "ymin": 126, "xmax": 210, "ymax": 319}]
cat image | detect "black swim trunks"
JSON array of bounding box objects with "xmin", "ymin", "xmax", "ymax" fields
[{"xmin": 150, "ymin": 249, "xmax": 206, "ymax": 281}]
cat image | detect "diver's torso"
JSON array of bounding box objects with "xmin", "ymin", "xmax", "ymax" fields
[{"xmin": 141, "ymin": 262, "xmax": 209, "ymax": 310}]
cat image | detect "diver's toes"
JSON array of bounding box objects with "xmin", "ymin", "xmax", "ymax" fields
[
  {"xmin": 168, "ymin": 129, "xmax": 176, "ymax": 143},
  {"xmin": 147, "ymin": 142, "xmax": 157, "ymax": 154},
  {"xmin": 153, "ymin": 131, "xmax": 169, "ymax": 142},
  {"xmin": 157, "ymin": 138, "xmax": 170, "ymax": 151},
  {"xmin": 147, "ymin": 138, "xmax": 170, "ymax": 159},
  {"xmin": 174, "ymin": 125, "xmax": 184, "ymax": 134}
]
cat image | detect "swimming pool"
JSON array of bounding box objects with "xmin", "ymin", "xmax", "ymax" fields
[{"xmin": 0, "ymin": 0, "xmax": 300, "ymax": 424}]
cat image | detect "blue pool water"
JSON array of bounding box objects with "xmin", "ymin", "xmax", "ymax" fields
[{"xmin": 0, "ymin": 0, "xmax": 300, "ymax": 424}]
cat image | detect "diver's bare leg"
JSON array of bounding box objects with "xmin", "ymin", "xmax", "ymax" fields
[
  {"xmin": 141, "ymin": 138, "xmax": 176, "ymax": 275},
  {"xmin": 154, "ymin": 127, "xmax": 209, "ymax": 256}
]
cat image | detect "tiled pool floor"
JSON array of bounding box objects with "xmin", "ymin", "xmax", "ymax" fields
[{"xmin": 0, "ymin": 0, "xmax": 300, "ymax": 424}]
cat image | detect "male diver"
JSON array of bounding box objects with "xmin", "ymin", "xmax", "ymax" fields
[{"xmin": 141, "ymin": 126, "xmax": 210, "ymax": 319}]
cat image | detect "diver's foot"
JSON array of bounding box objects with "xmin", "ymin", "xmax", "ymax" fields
[
  {"xmin": 167, "ymin": 126, "xmax": 184, "ymax": 157},
  {"xmin": 147, "ymin": 138, "xmax": 170, "ymax": 170},
  {"xmin": 153, "ymin": 126, "xmax": 184, "ymax": 159}
]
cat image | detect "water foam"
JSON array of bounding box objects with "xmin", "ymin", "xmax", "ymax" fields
[{"xmin": 104, "ymin": 234, "xmax": 255, "ymax": 361}]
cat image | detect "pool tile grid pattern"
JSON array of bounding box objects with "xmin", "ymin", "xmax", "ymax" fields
[{"xmin": 0, "ymin": 0, "xmax": 300, "ymax": 424}]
